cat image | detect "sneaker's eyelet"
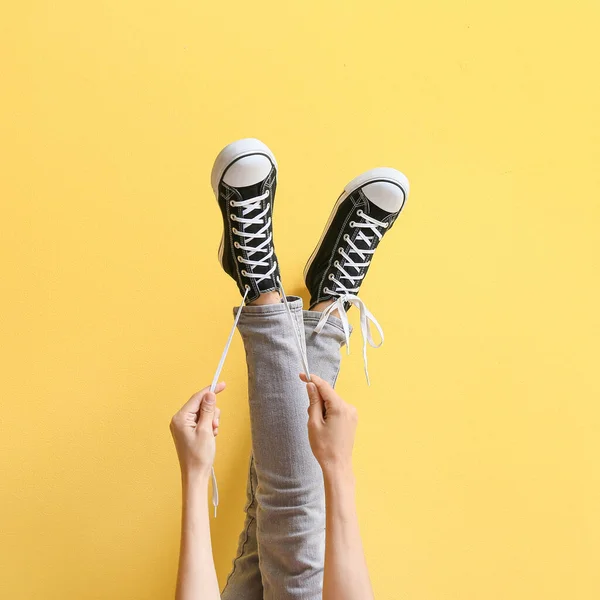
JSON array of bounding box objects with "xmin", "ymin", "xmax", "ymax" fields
[
  {"xmin": 229, "ymin": 200, "xmax": 235, "ymax": 207},
  {"xmin": 230, "ymin": 214, "xmax": 236, "ymax": 221},
  {"xmin": 232, "ymin": 227, "xmax": 239, "ymax": 235},
  {"xmin": 357, "ymin": 209, "xmax": 364, "ymax": 217},
  {"xmin": 323, "ymin": 287, "xmax": 331, "ymax": 294},
  {"xmin": 328, "ymin": 273, "xmax": 334, "ymax": 280},
  {"xmin": 241, "ymin": 270, "xmax": 248, "ymax": 276},
  {"xmin": 233, "ymin": 241, "xmax": 240, "ymax": 249},
  {"xmin": 334, "ymin": 260, "xmax": 340, "ymax": 267},
  {"xmin": 343, "ymin": 234, "xmax": 350, "ymax": 242},
  {"xmin": 237, "ymin": 256, "xmax": 243, "ymax": 262},
  {"xmin": 337, "ymin": 247, "xmax": 343, "ymax": 254},
  {"xmin": 349, "ymin": 221, "xmax": 356, "ymax": 228},
  {"xmin": 244, "ymin": 284, "xmax": 251, "ymax": 290}
]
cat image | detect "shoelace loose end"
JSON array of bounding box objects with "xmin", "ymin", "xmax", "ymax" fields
[
  {"xmin": 315, "ymin": 294, "xmax": 383, "ymax": 384},
  {"xmin": 207, "ymin": 285, "xmax": 250, "ymax": 518}
]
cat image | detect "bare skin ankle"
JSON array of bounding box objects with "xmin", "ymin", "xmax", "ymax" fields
[
  {"xmin": 248, "ymin": 291, "xmax": 281, "ymax": 306},
  {"xmin": 312, "ymin": 299, "xmax": 340, "ymax": 319}
]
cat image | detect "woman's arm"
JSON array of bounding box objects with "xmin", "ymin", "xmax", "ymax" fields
[
  {"xmin": 322, "ymin": 465, "xmax": 373, "ymax": 600},
  {"xmin": 300, "ymin": 373, "xmax": 375, "ymax": 600},
  {"xmin": 170, "ymin": 383, "xmax": 225, "ymax": 600},
  {"xmin": 175, "ymin": 471, "xmax": 219, "ymax": 600}
]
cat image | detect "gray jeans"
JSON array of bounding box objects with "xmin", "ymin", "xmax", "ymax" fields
[{"xmin": 221, "ymin": 296, "xmax": 347, "ymax": 600}]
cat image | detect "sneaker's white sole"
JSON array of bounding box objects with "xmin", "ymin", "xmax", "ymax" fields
[
  {"xmin": 210, "ymin": 138, "xmax": 278, "ymax": 267},
  {"xmin": 303, "ymin": 167, "xmax": 409, "ymax": 281}
]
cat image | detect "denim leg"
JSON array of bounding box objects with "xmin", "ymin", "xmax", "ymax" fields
[{"xmin": 222, "ymin": 299, "xmax": 347, "ymax": 600}]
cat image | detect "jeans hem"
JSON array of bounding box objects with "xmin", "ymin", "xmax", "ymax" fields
[
  {"xmin": 303, "ymin": 310, "xmax": 350, "ymax": 336},
  {"xmin": 233, "ymin": 296, "xmax": 303, "ymax": 317}
]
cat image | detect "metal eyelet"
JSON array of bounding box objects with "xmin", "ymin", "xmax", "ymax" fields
[
  {"xmin": 337, "ymin": 247, "xmax": 343, "ymax": 254},
  {"xmin": 343, "ymin": 234, "xmax": 350, "ymax": 242},
  {"xmin": 334, "ymin": 260, "xmax": 340, "ymax": 267},
  {"xmin": 230, "ymin": 214, "xmax": 237, "ymax": 221},
  {"xmin": 323, "ymin": 287, "xmax": 331, "ymax": 294},
  {"xmin": 232, "ymin": 227, "xmax": 239, "ymax": 235},
  {"xmin": 328, "ymin": 273, "xmax": 334, "ymax": 280},
  {"xmin": 229, "ymin": 200, "xmax": 235, "ymax": 207},
  {"xmin": 241, "ymin": 270, "xmax": 248, "ymax": 276},
  {"xmin": 349, "ymin": 221, "xmax": 356, "ymax": 228},
  {"xmin": 237, "ymin": 256, "xmax": 243, "ymax": 262},
  {"xmin": 234, "ymin": 241, "xmax": 240, "ymax": 249},
  {"xmin": 357, "ymin": 209, "xmax": 364, "ymax": 217}
]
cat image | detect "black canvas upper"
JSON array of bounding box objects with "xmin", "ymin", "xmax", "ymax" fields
[
  {"xmin": 217, "ymin": 160, "xmax": 279, "ymax": 303},
  {"xmin": 305, "ymin": 183, "xmax": 406, "ymax": 308}
]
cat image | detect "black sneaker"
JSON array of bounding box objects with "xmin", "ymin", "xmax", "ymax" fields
[
  {"xmin": 211, "ymin": 139, "xmax": 280, "ymax": 303},
  {"xmin": 304, "ymin": 167, "xmax": 409, "ymax": 308}
]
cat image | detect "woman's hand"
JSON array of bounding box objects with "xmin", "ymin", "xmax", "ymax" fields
[
  {"xmin": 170, "ymin": 382, "xmax": 225, "ymax": 477},
  {"xmin": 172, "ymin": 383, "xmax": 225, "ymax": 600},
  {"xmin": 300, "ymin": 373, "xmax": 374, "ymax": 600},
  {"xmin": 300, "ymin": 373, "xmax": 358, "ymax": 475}
]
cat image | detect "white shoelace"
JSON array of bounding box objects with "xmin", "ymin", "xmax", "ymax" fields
[
  {"xmin": 230, "ymin": 192, "xmax": 277, "ymax": 284},
  {"xmin": 316, "ymin": 210, "xmax": 388, "ymax": 384},
  {"xmin": 315, "ymin": 296, "xmax": 383, "ymax": 385}
]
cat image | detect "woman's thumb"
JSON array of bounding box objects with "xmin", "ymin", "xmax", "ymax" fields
[
  {"xmin": 198, "ymin": 392, "xmax": 217, "ymax": 428},
  {"xmin": 306, "ymin": 382, "xmax": 324, "ymax": 425}
]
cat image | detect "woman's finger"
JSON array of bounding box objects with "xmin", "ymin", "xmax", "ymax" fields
[{"xmin": 179, "ymin": 382, "xmax": 227, "ymax": 414}]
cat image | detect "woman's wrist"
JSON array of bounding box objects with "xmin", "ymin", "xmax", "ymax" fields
[
  {"xmin": 323, "ymin": 463, "xmax": 356, "ymax": 522},
  {"xmin": 322, "ymin": 461, "xmax": 355, "ymax": 487},
  {"xmin": 181, "ymin": 467, "xmax": 212, "ymax": 488}
]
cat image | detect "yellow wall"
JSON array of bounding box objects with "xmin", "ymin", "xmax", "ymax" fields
[{"xmin": 1, "ymin": 1, "xmax": 599, "ymax": 598}]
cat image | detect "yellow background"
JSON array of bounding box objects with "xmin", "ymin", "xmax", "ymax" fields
[{"xmin": 1, "ymin": 1, "xmax": 599, "ymax": 598}]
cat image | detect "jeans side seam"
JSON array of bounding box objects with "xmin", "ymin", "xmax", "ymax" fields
[
  {"xmin": 331, "ymin": 359, "xmax": 342, "ymax": 388},
  {"xmin": 222, "ymin": 458, "xmax": 258, "ymax": 593}
]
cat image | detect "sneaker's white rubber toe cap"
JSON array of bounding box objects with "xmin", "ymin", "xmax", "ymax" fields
[
  {"xmin": 222, "ymin": 155, "xmax": 273, "ymax": 188},
  {"xmin": 362, "ymin": 180, "xmax": 406, "ymax": 213},
  {"xmin": 345, "ymin": 167, "xmax": 409, "ymax": 214},
  {"xmin": 211, "ymin": 138, "xmax": 277, "ymax": 194}
]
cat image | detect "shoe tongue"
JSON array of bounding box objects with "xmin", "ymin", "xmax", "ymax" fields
[
  {"xmin": 236, "ymin": 182, "xmax": 263, "ymax": 201},
  {"xmin": 363, "ymin": 198, "xmax": 396, "ymax": 222}
]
